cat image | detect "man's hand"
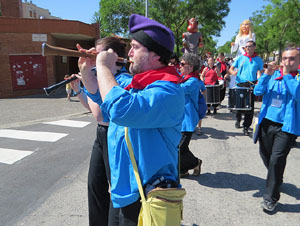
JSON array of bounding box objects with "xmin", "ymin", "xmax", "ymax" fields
[
  {"xmin": 76, "ymin": 44, "xmax": 98, "ymax": 94},
  {"xmin": 224, "ymin": 73, "xmax": 231, "ymax": 80},
  {"xmin": 96, "ymin": 48, "xmax": 119, "ymax": 100},
  {"xmin": 96, "ymin": 48, "xmax": 118, "ymax": 71},
  {"xmin": 69, "ymin": 74, "xmax": 82, "ymax": 92},
  {"xmin": 264, "ymin": 61, "xmax": 278, "ymax": 75},
  {"xmin": 76, "ymin": 44, "xmax": 96, "ymax": 75},
  {"xmin": 228, "ymin": 66, "xmax": 238, "ymax": 76},
  {"xmin": 282, "ymin": 62, "xmax": 290, "ymax": 76}
]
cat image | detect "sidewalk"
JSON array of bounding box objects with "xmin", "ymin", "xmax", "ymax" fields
[
  {"xmin": 2, "ymin": 93, "xmax": 299, "ymax": 226},
  {"xmin": 0, "ymin": 89, "xmax": 89, "ymax": 129}
]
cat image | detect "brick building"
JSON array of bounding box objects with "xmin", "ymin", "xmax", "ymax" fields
[{"xmin": 0, "ymin": 0, "xmax": 99, "ymax": 98}]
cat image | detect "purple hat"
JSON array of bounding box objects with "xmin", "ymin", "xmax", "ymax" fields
[{"xmin": 129, "ymin": 14, "xmax": 175, "ymax": 60}]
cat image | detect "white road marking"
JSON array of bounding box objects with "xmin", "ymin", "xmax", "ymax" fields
[
  {"xmin": 0, "ymin": 148, "xmax": 33, "ymax": 165},
  {"xmin": 0, "ymin": 129, "xmax": 68, "ymax": 142},
  {"xmin": 43, "ymin": 119, "xmax": 91, "ymax": 128}
]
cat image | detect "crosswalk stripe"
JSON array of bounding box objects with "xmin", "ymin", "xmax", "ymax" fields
[
  {"xmin": 0, "ymin": 129, "xmax": 68, "ymax": 142},
  {"xmin": 0, "ymin": 148, "xmax": 33, "ymax": 165},
  {"xmin": 43, "ymin": 119, "xmax": 91, "ymax": 128}
]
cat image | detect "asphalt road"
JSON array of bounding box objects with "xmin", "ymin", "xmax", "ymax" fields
[{"xmin": 1, "ymin": 91, "xmax": 299, "ymax": 226}]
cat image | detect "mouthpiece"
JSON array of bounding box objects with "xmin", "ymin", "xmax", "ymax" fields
[{"xmin": 118, "ymin": 57, "xmax": 133, "ymax": 64}]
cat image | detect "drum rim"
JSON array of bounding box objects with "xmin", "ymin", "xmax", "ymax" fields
[
  {"xmin": 229, "ymin": 87, "xmax": 250, "ymax": 90},
  {"xmin": 206, "ymin": 102, "xmax": 221, "ymax": 104},
  {"xmin": 205, "ymin": 85, "xmax": 221, "ymax": 87},
  {"xmin": 227, "ymin": 107, "xmax": 252, "ymax": 110}
]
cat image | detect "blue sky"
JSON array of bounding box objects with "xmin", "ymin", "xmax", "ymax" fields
[{"xmin": 29, "ymin": 0, "xmax": 267, "ymax": 47}]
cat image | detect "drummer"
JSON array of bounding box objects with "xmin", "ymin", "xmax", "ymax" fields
[
  {"xmin": 216, "ymin": 52, "xmax": 228, "ymax": 103},
  {"xmin": 201, "ymin": 56, "xmax": 221, "ymax": 114},
  {"xmin": 227, "ymin": 40, "xmax": 264, "ymax": 135}
]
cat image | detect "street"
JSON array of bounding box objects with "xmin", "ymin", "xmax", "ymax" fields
[
  {"xmin": 0, "ymin": 115, "xmax": 96, "ymax": 226},
  {"xmin": 0, "ymin": 92, "xmax": 300, "ymax": 226}
]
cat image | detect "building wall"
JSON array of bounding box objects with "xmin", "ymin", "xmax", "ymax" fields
[
  {"xmin": 0, "ymin": 18, "xmax": 99, "ymax": 98},
  {"xmin": 0, "ymin": 0, "xmax": 23, "ymax": 17},
  {"xmin": 0, "ymin": 32, "xmax": 56, "ymax": 98},
  {"xmin": 22, "ymin": 1, "xmax": 60, "ymax": 19}
]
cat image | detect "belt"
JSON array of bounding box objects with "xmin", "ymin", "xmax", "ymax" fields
[
  {"xmin": 144, "ymin": 176, "xmax": 178, "ymax": 194},
  {"xmin": 97, "ymin": 123, "xmax": 108, "ymax": 129},
  {"xmin": 237, "ymin": 81, "xmax": 257, "ymax": 88}
]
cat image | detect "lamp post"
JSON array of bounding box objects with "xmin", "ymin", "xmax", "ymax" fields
[{"xmin": 145, "ymin": 0, "xmax": 148, "ymax": 18}]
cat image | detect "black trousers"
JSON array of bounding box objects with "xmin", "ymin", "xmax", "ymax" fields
[
  {"xmin": 108, "ymin": 199, "xmax": 141, "ymax": 226},
  {"xmin": 88, "ymin": 124, "xmax": 111, "ymax": 226},
  {"xmin": 220, "ymin": 86, "xmax": 226, "ymax": 103},
  {"xmin": 258, "ymin": 118, "xmax": 296, "ymax": 202},
  {"xmin": 236, "ymin": 89, "xmax": 255, "ymax": 129},
  {"xmin": 179, "ymin": 131, "xmax": 199, "ymax": 173}
]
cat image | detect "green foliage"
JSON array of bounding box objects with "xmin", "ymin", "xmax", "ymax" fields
[
  {"xmin": 217, "ymin": 41, "xmax": 232, "ymax": 54},
  {"xmin": 252, "ymin": 0, "xmax": 300, "ymax": 62},
  {"xmin": 94, "ymin": 0, "xmax": 231, "ymax": 55}
]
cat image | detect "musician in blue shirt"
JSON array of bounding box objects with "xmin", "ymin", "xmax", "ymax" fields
[
  {"xmin": 254, "ymin": 44, "xmax": 300, "ymax": 212},
  {"xmin": 228, "ymin": 40, "xmax": 263, "ymax": 136},
  {"xmin": 96, "ymin": 14, "xmax": 185, "ymax": 225}
]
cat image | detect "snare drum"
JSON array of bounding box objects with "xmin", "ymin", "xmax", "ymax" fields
[
  {"xmin": 228, "ymin": 87, "xmax": 252, "ymax": 110},
  {"xmin": 205, "ymin": 85, "xmax": 220, "ymax": 104}
]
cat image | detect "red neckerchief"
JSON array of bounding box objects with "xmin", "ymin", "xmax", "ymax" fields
[
  {"xmin": 243, "ymin": 52, "xmax": 258, "ymax": 62},
  {"xmin": 124, "ymin": 66, "xmax": 182, "ymax": 90},
  {"xmin": 275, "ymin": 69, "xmax": 299, "ymax": 80},
  {"xmin": 182, "ymin": 71, "xmax": 200, "ymax": 82},
  {"xmin": 217, "ymin": 58, "xmax": 227, "ymax": 73}
]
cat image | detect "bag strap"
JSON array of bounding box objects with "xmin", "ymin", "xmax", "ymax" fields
[{"xmin": 124, "ymin": 127, "xmax": 147, "ymax": 202}]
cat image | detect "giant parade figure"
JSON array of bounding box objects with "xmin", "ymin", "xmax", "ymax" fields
[
  {"xmin": 229, "ymin": 19, "xmax": 256, "ymax": 88},
  {"xmin": 231, "ymin": 19, "xmax": 256, "ymax": 58},
  {"xmin": 182, "ymin": 18, "xmax": 203, "ymax": 55}
]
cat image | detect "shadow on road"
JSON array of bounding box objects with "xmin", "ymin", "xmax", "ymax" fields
[
  {"xmin": 207, "ymin": 111, "xmax": 236, "ymax": 121},
  {"xmin": 7, "ymin": 87, "xmax": 68, "ymax": 99},
  {"xmin": 191, "ymin": 127, "xmax": 249, "ymax": 140},
  {"xmin": 183, "ymin": 171, "xmax": 300, "ymax": 213}
]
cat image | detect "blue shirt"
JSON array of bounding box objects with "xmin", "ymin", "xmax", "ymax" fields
[
  {"xmin": 199, "ymin": 79, "xmax": 206, "ymax": 92},
  {"xmin": 233, "ymin": 55, "xmax": 263, "ymax": 84},
  {"xmin": 101, "ymin": 80, "xmax": 185, "ymax": 208},
  {"xmin": 86, "ymin": 67, "xmax": 132, "ymax": 122},
  {"xmin": 254, "ymin": 70, "xmax": 300, "ymax": 135},
  {"xmin": 180, "ymin": 77, "xmax": 201, "ymax": 132}
]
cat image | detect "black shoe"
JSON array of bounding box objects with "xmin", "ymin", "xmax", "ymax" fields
[
  {"xmin": 213, "ymin": 108, "xmax": 217, "ymax": 114},
  {"xmin": 243, "ymin": 127, "xmax": 249, "ymax": 136},
  {"xmin": 180, "ymin": 171, "xmax": 189, "ymax": 178},
  {"xmin": 207, "ymin": 110, "xmax": 211, "ymax": 115},
  {"xmin": 192, "ymin": 159, "xmax": 202, "ymax": 176},
  {"xmin": 196, "ymin": 127, "xmax": 203, "ymax": 136},
  {"xmin": 235, "ymin": 121, "xmax": 241, "ymax": 128},
  {"xmin": 261, "ymin": 199, "xmax": 277, "ymax": 212}
]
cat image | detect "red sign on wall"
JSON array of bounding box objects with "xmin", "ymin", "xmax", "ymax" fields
[{"xmin": 9, "ymin": 55, "xmax": 48, "ymax": 91}]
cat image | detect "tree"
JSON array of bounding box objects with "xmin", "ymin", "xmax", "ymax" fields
[
  {"xmin": 94, "ymin": 0, "xmax": 231, "ymax": 56},
  {"xmin": 250, "ymin": 0, "xmax": 300, "ymax": 62},
  {"xmin": 217, "ymin": 40, "xmax": 232, "ymax": 54}
]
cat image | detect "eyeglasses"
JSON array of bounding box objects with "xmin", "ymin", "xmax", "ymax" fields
[
  {"xmin": 245, "ymin": 45, "xmax": 254, "ymax": 48},
  {"xmin": 180, "ymin": 62, "xmax": 187, "ymax": 66}
]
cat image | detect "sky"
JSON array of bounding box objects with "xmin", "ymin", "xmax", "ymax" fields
[{"xmin": 28, "ymin": 0, "xmax": 267, "ymax": 47}]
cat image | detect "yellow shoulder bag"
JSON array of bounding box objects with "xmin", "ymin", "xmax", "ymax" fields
[{"xmin": 124, "ymin": 127, "xmax": 186, "ymax": 226}]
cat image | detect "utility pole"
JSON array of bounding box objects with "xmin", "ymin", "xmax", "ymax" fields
[{"xmin": 145, "ymin": 0, "xmax": 149, "ymax": 18}]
